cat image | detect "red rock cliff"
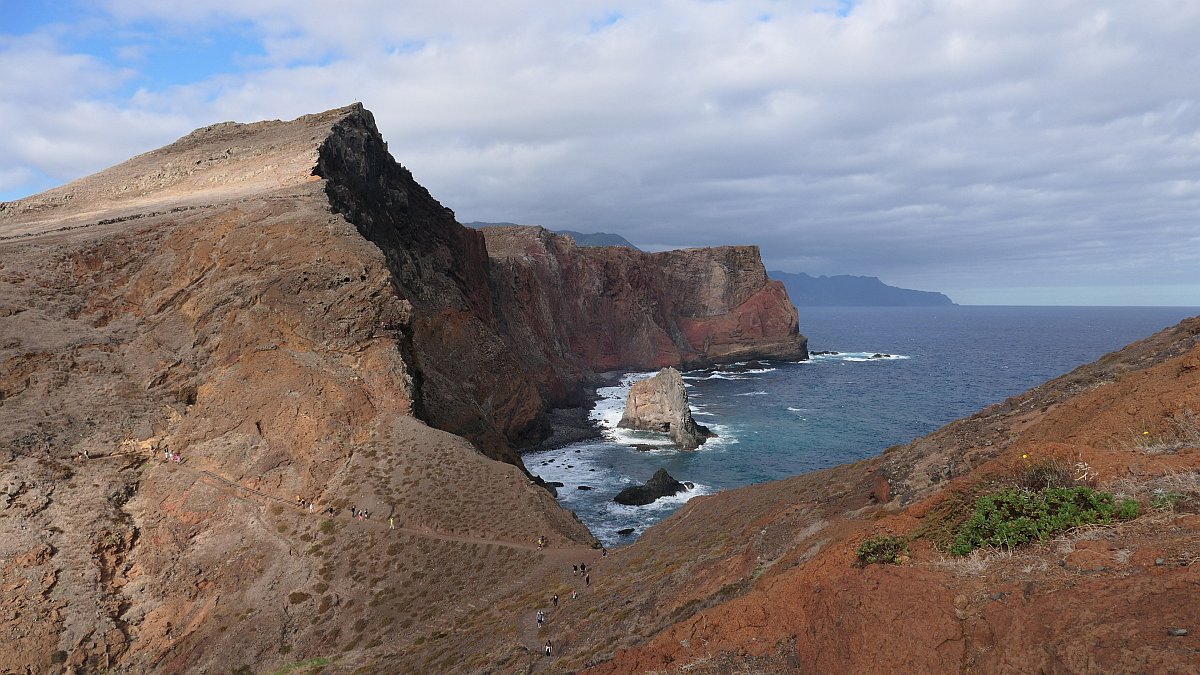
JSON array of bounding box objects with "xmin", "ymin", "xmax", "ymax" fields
[{"xmin": 482, "ymin": 226, "xmax": 808, "ymax": 392}]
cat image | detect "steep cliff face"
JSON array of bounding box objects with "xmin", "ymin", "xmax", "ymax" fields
[
  {"xmin": 0, "ymin": 104, "xmax": 817, "ymax": 673},
  {"xmin": 482, "ymin": 226, "xmax": 808, "ymax": 387},
  {"xmin": 0, "ymin": 105, "xmax": 596, "ymax": 673},
  {"xmin": 313, "ymin": 107, "xmax": 548, "ymax": 463}
]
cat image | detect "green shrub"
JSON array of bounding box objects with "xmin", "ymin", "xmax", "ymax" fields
[
  {"xmin": 1117, "ymin": 499, "xmax": 1141, "ymax": 520},
  {"xmin": 950, "ymin": 486, "xmax": 1118, "ymax": 556},
  {"xmin": 855, "ymin": 535, "xmax": 908, "ymax": 566}
]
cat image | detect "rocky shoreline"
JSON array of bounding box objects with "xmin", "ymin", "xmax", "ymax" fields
[{"xmin": 520, "ymin": 372, "xmax": 626, "ymax": 453}]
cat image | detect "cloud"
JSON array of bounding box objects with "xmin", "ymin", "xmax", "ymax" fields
[{"xmin": 3, "ymin": 1, "xmax": 1199, "ymax": 304}]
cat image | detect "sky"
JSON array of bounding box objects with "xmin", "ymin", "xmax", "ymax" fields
[{"xmin": 2, "ymin": 0, "xmax": 1198, "ymax": 306}]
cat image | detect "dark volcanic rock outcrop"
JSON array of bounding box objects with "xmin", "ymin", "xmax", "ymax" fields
[
  {"xmin": 614, "ymin": 468, "xmax": 689, "ymax": 506},
  {"xmin": 618, "ymin": 367, "xmax": 710, "ymax": 450}
]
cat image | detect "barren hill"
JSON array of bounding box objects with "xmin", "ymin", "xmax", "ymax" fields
[
  {"xmin": 4, "ymin": 103, "xmax": 1193, "ymax": 674},
  {"xmin": 0, "ymin": 103, "xmax": 805, "ymax": 673}
]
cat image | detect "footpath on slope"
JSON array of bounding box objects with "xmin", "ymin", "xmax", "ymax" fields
[{"xmin": 136, "ymin": 447, "xmax": 610, "ymax": 669}]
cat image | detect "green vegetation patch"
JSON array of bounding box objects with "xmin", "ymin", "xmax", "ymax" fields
[
  {"xmin": 950, "ymin": 486, "xmax": 1135, "ymax": 556},
  {"xmin": 855, "ymin": 534, "xmax": 908, "ymax": 566}
]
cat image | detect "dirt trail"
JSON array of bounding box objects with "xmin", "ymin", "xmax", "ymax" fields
[{"xmin": 150, "ymin": 456, "xmax": 564, "ymax": 554}]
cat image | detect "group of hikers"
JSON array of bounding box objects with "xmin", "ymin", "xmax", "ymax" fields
[{"xmin": 534, "ymin": 556, "xmax": 602, "ymax": 659}]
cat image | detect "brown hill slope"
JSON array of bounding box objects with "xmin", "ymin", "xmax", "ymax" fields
[
  {"xmin": 0, "ymin": 105, "xmax": 601, "ymax": 673},
  {"xmin": 546, "ymin": 317, "xmax": 1199, "ymax": 673},
  {"xmin": 0, "ymin": 103, "xmax": 807, "ymax": 673}
]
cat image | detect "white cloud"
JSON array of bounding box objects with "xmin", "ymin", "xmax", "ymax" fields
[{"xmin": 3, "ymin": 1, "xmax": 1199, "ymax": 304}]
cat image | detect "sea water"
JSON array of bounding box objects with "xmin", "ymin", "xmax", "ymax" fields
[{"xmin": 525, "ymin": 306, "xmax": 1200, "ymax": 545}]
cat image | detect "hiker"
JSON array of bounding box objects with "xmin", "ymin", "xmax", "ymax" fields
[
  {"xmin": 585, "ymin": 573, "xmax": 590, "ymax": 587},
  {"xmin": 172, "ymin": 452, "xmax": 181, "ymax": 463},
  {"xmin": 163, "ymin": 448, "xmax": 170, "ymax": 462},
  {"xmin": 389, "ymin": 516, "xmax": 395, "ymax": 530},
  {"xmin": 536, "ymin": 611, "xmax": 544, "ymax": 627},
  {"xmin": 602, "ymin": 547, "xmax": 607, "ymax": 557},
  {"xmin": 350, "ymin": 506, "xmax": 357, "ymax": 518},
  {"xmin": 552, "ymin": 593, "xmax": 558, "ymax": 608},
  {"xmin": 579, "ymin": 562, "xmax": 586, "ymax": 574},
  {"xmin": 307, "ymin": 502, "xmax": 314, "ymax": 512},
  {"xmin": 571, "ymin": 589, "xmax": 577, "ymax": 600},
  {"xmin": 325, "ymin": 506, "xmax": 335, "ymax": 515},
  {"xmin": 572, "ymin": 564, "xmax": 578, "ymax": 576},
  {"xmin": 545, "ymin": 640, "xmax": 552, "ymax": 656}
]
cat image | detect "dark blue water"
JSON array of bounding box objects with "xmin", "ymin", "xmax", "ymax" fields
[{"xmin": 527, "ymin": 306, "xmax": 1200, "ymax": 544}]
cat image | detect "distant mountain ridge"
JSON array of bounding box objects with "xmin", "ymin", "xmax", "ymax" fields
[
  {"xmin": 770, "ymin": 270, "xmax": 955, "ymax": 306},
  {"xmin": 464, "ymin": 222, "xmax": 639, "ymax": 250}
]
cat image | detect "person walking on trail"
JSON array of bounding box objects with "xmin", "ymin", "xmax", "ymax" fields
[
  {"xmin": 536, "ymin": 611, "xmax": 544, "ymax": 627},
  {"xmin": 552, "ymin": 593, "xmax": 558, "ymax": 609},
  {"xmin": 389, "ymin": 516, "xmax": 395, "ymax": 530},
  {"xmin": 572, "ymin": 564, "xmax": 578, "ymax": 576},
  {"xmin": 545, "ymin": 639, "xmax": 553, "ymax": 656},
  {"xmin": 585, "ymin": 573, "xmax": 590, "ymax": 587},
  {"xmin": 571, "ymin": 589, "xmax": 577, "ymax": 600}
]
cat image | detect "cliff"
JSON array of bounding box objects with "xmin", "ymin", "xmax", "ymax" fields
[
  {"xmin": 770, "ymin": 270, "xmax": 955, "ymax": 306},
  {"xmin": 618, "ymin": 368, "xmax": 709, "ymax": 450},
  {"xmin": 0, "ymin": 104, "xmax": 814, "ymax": 673},
  {"xmin": 483, "ymin": 226, "xmax": 808, "ymax": 382},
  {"xmin": 0, "ymin": 104, "xmax": 598, "ymax": 673}
]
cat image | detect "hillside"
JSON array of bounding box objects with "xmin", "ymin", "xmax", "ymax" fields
[
  {"xmin": 771, "ymin": 270, "xmax": 955, "ymax": 306},
  {"xmin": 0, "ymin": 104, "xmax": 805, "ymax": 673},
  {"xmin": 2, "ymin": 104, "xmax": 1194, "ymax": 674}
]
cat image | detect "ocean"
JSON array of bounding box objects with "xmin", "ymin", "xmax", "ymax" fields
[{"xmin": 525, "ymin": 306, "xmax": 1200, "ymax": 546}]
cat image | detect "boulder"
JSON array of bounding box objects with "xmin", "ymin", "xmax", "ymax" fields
[
  {"xmin": 618, "ymin": 367, "xmax": 711, "ymax": 450},
  {"xmin": 614, "ymin": 468, "xmax": 689, "ymax": 506}
]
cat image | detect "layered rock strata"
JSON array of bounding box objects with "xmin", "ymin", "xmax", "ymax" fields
[
  {"xmin": 481, "ymin": 226, "xmax": 808, "ymax": 386},
  {"xmin": 618, "ymin": 367, "xmax": 710, "ymax": 450}
]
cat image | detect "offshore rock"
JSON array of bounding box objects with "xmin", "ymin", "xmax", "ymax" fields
[
  {"xmin": 613, "ymin": 468, "xmax": 689, "ymax": 506},
  {"xmin": 618, "ymin": 367, "xmax": 710, "ymax": 450}
]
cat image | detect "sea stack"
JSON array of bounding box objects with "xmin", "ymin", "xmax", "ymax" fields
[{"xmin": 618, "ymin": 367, "xmax": 710, "ymax": 450}]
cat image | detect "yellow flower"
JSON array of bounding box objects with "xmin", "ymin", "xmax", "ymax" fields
[{"xmin": 1143, "ymin": 431, "xmax": 1150, "ymax": 435}]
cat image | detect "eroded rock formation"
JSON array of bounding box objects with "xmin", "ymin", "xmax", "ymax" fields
[{"xmin": 618, "ymin": 367, "xmax": 710, "ymax": 450}]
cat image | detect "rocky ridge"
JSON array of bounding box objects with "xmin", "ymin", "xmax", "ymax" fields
[{"xmin": 0, "ymin": 103, "xmax": 809, "ymax": 673}]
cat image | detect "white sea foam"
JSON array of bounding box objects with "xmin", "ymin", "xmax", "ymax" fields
[
  {"xmin": 811, "ymin": 351, "xmax": 909, "ymax": 363},
  {"xmin": 736, "ymin": 391, "xmax": 769, "ymax": 396}
]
